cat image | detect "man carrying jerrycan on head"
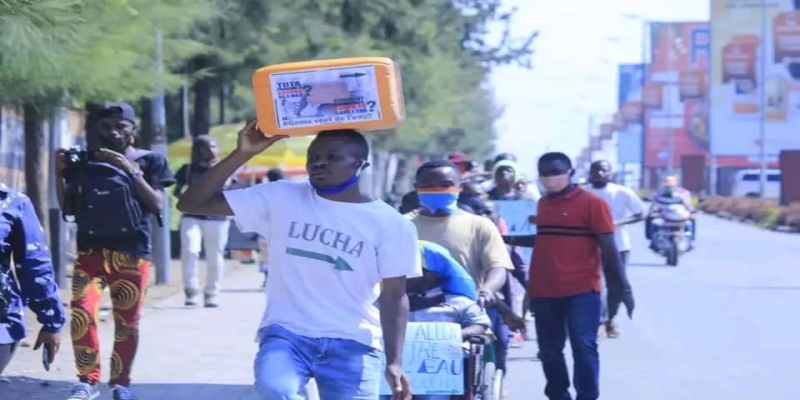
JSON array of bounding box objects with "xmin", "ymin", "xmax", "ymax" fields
[{"xmin": 177, "ymin": 121, "xmax": 420, "ymax": 400}]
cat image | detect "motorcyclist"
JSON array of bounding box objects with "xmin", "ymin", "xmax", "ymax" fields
[{"xmin": 647, "ymin": 176, "xmax": 696, "ymax": 249}]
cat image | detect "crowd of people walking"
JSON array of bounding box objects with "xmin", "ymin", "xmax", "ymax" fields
[{"xmin": 0, "ymin": 108, "xmax": 686, "ymax": 400}]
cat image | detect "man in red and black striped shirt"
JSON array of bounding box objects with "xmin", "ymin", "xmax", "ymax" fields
[{"xmin": 507, "ymin": 152, "xmax": 634, "ymax": 400}]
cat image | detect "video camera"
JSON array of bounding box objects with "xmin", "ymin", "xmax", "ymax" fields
[{"xmin": 63, "ymin": 147, "xmax": 97, "ymax": 171}]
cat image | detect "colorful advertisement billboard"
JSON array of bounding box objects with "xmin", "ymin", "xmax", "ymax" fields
[
  {"xmin": 644, "ymin": 22, "xmax": 711, "ymax": 167},
  {"xmin": 709, "ymin": 0, "xmax": 800, "ymax": 158},
  {"xmin": 617, "ymin": 64, "xmax": 645, "ymax": 164}
]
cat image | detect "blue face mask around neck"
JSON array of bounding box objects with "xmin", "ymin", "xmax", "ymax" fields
[{"xmin": 310, "ymin": 163, "xmax": 364, "ymax": 195}]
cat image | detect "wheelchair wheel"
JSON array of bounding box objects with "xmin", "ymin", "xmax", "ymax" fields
[
  {"xmin": 478, "ymin": 361, "xmax": 495, "ymax": 399},
  {"xmin": 478, "ymin": 361, "xmax": 504, "ymax": 400},
  {"xmin": 488, "ymin": 368, "xmax": 503, "ymax": 400}
]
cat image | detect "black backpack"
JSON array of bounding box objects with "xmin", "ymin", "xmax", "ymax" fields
[{"xmin": 72, "ymin": 149, "xmax": 160, "ymax": 238}]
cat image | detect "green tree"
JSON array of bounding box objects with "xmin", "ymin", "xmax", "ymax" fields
[
  {"xmin": 182, "ymin": 0, "xmax": 323, "ymax": 137},
  {"xmin": 179, "ymin": 0, "xmax": 534, "ymax": 155},
  {"xmin": 0, "ymin": 0, "xmax": 213, "ymax": 220},
  {"xmin": 306, "ymin": 0, "xmax": 535, "ymax": 159}
]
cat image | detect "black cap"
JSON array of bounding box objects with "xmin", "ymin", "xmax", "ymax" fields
[{"xmin": 97, "ymin": 102, "xmax": 136, "ymax": 124}]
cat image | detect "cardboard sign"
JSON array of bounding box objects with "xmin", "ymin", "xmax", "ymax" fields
[
  {"xmin": 495, "ymin": 200, "xmax": 537, "ymax": 262},
  {"xmin": 379, "ymin": 322, "xmax": 464, "ymax": 395}
]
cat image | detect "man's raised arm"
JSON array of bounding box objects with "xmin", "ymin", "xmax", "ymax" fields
[
  {"xmin": 177, "ymin": 121, "xmax": 287, "ymax": 216},
  {"xmin": 176, "ymin": 150, "xmax": 248, "ymax": 216}
]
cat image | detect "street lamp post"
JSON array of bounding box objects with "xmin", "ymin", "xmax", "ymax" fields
[
  {"xmin": 665, "ymin": 24, "xmax": 676, "ymax": 174},
  {"xmin": 151, "ymin": 31, "xmax": 171, "ymax": 284},
  {"xmin": 758, "ymin": 0, "xmax": 769, "ymax": 197},
  {"xmin": 623, "ymin": 14, "xmax": 651, "ymax": 188}
]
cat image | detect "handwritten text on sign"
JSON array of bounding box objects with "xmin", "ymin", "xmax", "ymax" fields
[
  {"xmin": 495, "ymin": 200, "xmax": 537, "ymax": 262},
  {"xmin": 379, "ymin": 322, "xmax": 464, "ymax": 395}
]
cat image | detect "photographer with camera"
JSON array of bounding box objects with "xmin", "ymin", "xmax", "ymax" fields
[{"xmin": 55, "ymin": 102, "xmax": 175, "ymax": 400}]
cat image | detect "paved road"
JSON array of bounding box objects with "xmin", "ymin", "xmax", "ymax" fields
[
  {"xmin": 2, "ymin": 214, "xmax": 797, "ymax": 399},
  {"xmin": 505, "ymin": 214, "xmax": 800, "ymax": 399}
]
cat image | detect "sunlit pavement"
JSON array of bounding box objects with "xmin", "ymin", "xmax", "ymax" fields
[
  {"xmin": 505, "ymin": 214, "xmax": 800, "ymax": 400},
  {"xmin": 2, "ymin": 213, "xmax": 797, "ymax": 399}
]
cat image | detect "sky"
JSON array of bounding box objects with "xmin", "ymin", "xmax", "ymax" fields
[{"xmin": 489, "ymin": 0, "xmax": 710, "ymax": 176}]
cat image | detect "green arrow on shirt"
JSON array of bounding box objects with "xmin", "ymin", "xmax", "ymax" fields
[{"xmin": 285, "ymin": 247, "xmax": 354, "ymax": 271}]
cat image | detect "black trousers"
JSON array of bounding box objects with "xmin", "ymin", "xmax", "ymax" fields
[{"xmin": 600, "ymin": 251, "xmax": 630, "ymax": 324}]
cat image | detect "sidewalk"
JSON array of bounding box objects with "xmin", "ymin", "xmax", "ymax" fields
[{"xmin": 1, "ymin": 264, "xmax": 265, "ymax": 400}]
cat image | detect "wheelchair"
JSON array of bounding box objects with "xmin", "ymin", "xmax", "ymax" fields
[
  {"xmin": 460, "ymin": 333, "xmax": 503, "ymax": 400},
  {"xmin": 403, "ymin": 333, "xmax": 502, "ymax": 400}
]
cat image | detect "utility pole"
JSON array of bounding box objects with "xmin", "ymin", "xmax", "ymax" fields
[
  {"xmin": 47, "ymin": 104, "xmax": 68, "ymax": 287},
  {"xmin": 182, "ymin": 67, "xmax": 191, "ymax": 138},
  {"xmin": 639, "ymin": 19, "xmax": 650, "ymax": 190},
  {"xmin": 151, "ymin": 31, "xmax": 171, "ymax": 284},
  {"xmin": 666, "ymin": 23, "xmax": 675, "ymax": 175},
  {"xmin": 758, "ymin": 0, "xmax": 769, "ymax": 197}
]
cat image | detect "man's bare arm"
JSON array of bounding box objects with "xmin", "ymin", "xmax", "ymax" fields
[
  {"xmin": 130, "ymin": 175, "xmax": 164, "ymax": 213},
  {"xmin": 615, "ymin": 213, "xmax": 644, "ymax": 227},
  {"xmin": 482, "ymin": 267, "xmax": 507, "ymax": 294},
  {"xmin": 177, "ymin": 150, "xmax": 251, "ymax": 216},
  {"xmin": 379, "ymin": 276, "xmax": 409, "ymax": 367},
  {"xmin": 597, "ymin": 233, "xmax": 629, "ymax": 292},
  {"xmin": 461, "ymin": 324, "xmax": 488, "ymax": 339}
]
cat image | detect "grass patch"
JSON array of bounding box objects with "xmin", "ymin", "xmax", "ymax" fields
[{"xmin": 759, "ymin": 206, "xmax": 782, "ymax": 228}]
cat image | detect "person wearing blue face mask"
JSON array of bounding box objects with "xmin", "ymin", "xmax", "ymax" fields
[
  {"xmin": 407, "ymin": 161, "xmax": 511, "ymax": 293},
  {"xmin": 397, "ymin": 187, "xmax": 477, "ymax": 215},
  {"xmin": 406, "ymin": 160, "xmax": 515, "ymax": 376},
  {"xmin": 177, "ymin": 122, "xmax": 420, "ymax": 400}
]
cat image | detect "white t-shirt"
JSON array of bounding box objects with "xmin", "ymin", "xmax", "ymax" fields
[
  {"xmin": 583, "ymin": 183, "xmax": 645, "ymax": 252},
  {"xmin": 223, "ymin": 180, "xmax": 421, "ymax": 349}
]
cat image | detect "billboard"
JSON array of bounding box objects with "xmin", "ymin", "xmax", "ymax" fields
[
  {"xmin": 710, "ymin": 0, "xmax": 800, "ymax": 158},
  {"xmin": 617, "ymin": 64, "xmax": 645, "ymax": 164},
  {"xmin": 644, "ymin": 22, "xmax": 711, "ymax": 167}
]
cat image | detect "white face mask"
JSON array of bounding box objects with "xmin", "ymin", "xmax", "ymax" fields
[{"xmin": 539, "ymin": 174, "xmax": 571, "ymax": 193}]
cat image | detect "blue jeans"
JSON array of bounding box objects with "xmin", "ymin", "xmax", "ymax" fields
[
  {"xmin": 487, "ymin": 307, "xmax": 509, "ymax": 372},
  {"xmin": 254, "ymin": 325, "xmax": 382, "ymax": 400},
  {"xmin": 530, "ymin": 292, "xmax": 601, "ymax": 400}
]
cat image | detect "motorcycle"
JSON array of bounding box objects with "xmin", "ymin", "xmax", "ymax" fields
[{"xmin": 649, "ymin": 204, "xmax": 694, "ymax": 266}]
